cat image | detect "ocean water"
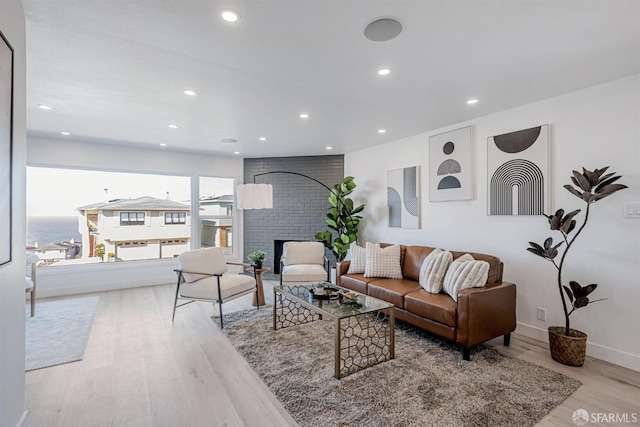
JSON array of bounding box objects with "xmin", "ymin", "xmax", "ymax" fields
[{"xmin": 27, "ymin": 216, "xmax": 82, "ymax": 246}]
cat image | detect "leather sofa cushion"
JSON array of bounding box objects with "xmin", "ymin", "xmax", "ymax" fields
[
  {"xmin": 403, "ymin": 246, "xmax": 437, "ymax": 281},
  {"xmin": 388, "ymin": 244, "xmax": 503, "ymax": 284},
  {"xmin": 339, "ymin": 274, "xmax": 375, "ymax": 294},
  {"xmin": 404, "ymin": 289, "xmax": 457, "ymax": 327},
  {"xmin": 367, "ymin": 279, "xmax": 421, "ymax": 308}
]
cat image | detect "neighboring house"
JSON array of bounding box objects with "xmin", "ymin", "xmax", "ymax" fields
[
  {"xmin": 27, "ymin": 241, "xmax": 82, "ymax": 264},
  {"xmin": 76, "ymin": 196, "xmax": 191, "ymax": 261},
  {"xmin": 31, "ymin": 243, "xmax": 67, "ymax": 263},
  {"xmin": 199, "ymin": 194, "xmax": 233, "ymax": 251}
]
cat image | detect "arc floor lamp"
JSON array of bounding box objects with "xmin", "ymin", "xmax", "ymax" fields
[{"xmin": 236, "ymin": 171, "xmax": 337, "ymax": 210}]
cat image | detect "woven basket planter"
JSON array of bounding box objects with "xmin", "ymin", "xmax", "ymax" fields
[{"xmin": 548, "ymin": 326, "xmax": 587, "ymax": 367}]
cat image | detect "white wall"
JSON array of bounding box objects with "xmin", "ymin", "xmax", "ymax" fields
[
  {"xmin": 0, "ymin": 0, "xmax": 27, "ymax": 425},
  {"xmin": 346, "ymin": 74, "xmax": 640, "ymax": 371},
  {"xmin": 27, "ymin": 137, "xmax": 244, "ymax": 296}
]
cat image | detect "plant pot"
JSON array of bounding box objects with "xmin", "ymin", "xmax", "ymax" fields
[
  {"xmin": 252, "ymin": 261, "xmax": 262, "ymax": 269},
  {"xmin": 548, "ymin": 326, "xmax": 587, "ymax": 367}
]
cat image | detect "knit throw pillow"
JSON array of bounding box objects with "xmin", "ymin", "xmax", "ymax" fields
[
  {"xmin": 364, "ymin": 243, "xmax": 402, "ymax": 279},
  {"xmin": 418, "ymin": 248, "xmax": 453, "ymax": 294},
  {"xmin": 443, "ymin": 254, "xmax": 489, "ymax": 301},
  {"xmin": 347, "ymin": 242, "xmax": 378, "ymax": 274}
]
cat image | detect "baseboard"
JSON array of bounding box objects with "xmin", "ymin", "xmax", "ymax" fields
[
  {"xmin": 15, "ymin": 410, "xmax": 27, "ymax": 427},
  {"xmin": 516, "ymin": 322, "xmax": 640, "ymax": 372}
]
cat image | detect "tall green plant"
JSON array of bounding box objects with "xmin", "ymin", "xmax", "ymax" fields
[
  {"xmin": 527, "ymin": 167, "xmax": 627, "ymax": 336},
  {"xmin": 315, "ymin": 176, "xmax": 365, "ymax": 262}
]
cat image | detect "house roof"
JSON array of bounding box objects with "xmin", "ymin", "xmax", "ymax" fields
[
  {"xmin": 200, "ymin": 194, "xmax": 234, "ymax": 205},
  {"xmin": 77, "ymin": 196, "xmax": 190, "ymax": 212}
]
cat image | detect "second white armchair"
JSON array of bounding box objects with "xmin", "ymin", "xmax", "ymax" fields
[{"xmin": 280, "ymin": 241, "xmax": 329, "ymax": 285}]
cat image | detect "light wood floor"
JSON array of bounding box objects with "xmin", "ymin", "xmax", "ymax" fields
[{"xmin": 25, "ymin": 281, "xmax": 640, "ymax": 427}]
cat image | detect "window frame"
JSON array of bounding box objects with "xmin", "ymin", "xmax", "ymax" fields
[
  {"xmin": 120, "ymin": 211, "xmax": 146, "ymax": 226},
  {"xmin": 164, "ymin": 211, "xmax": 186, "ymax": 225}
]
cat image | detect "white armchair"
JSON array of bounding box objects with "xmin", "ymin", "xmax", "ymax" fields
[
  {"xmin": 173, "ymin": 247, "xmax": 258, "ymax": 328},
  {"xmin": 26, "ymin": 253, "xmax": 39, "ymax": 317},
  {"xmin": 280, "ymin": 241, "xmax": 329, "ymax": 285}
]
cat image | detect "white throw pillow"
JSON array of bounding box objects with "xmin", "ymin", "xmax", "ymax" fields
[
  {"xmin": 347, "ymin": 242, "xmax": 378, "ymax": 274},
  {"xmin": 443, "ymin": 254, "xmax": 490, "ymax": 302},
  {"xmin": 419, "ymin": 248, "xmax": 453, "ymax": 294},
  {"xmin": 364, "ymin": 243, "xmax": 402, "ymax": 279}
]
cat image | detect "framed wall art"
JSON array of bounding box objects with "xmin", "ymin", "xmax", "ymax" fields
[
  {"xmin": 0, "ymin": 30, "xmax": 13, "ymax": 267},
  {"xmin": 487, "ymin": 125, "xmax": 550, "ymax": 216},
  {"xmin": 429, "ymin": 126, "xmax": 473, "ymax": 202},
  {"xmin": 387, "ymin": 166, "xmax": 420, "ymax": 228}
]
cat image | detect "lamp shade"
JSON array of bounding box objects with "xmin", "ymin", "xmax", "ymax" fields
[{"xmin": 236, "ymin": 183, "xmax": 273, "ymax": 209}]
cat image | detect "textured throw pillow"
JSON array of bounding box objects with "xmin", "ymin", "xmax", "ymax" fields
[
  {"xmin": 364, "ymin": 243, "xmax": 402, "ymax": 279},
  {"xmin": 443, "ymin": 254, "xmax": 490, "ymax": 301},
  {"xmin": 347, "ymin": 242, "xmax": 378, "ymax": 274},
  {"xmin": 418, "ymin": 248, "xmax": 453, "ymax": 294}
]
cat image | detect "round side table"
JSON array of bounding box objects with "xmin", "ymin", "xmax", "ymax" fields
[{"xmin": 246, "ymin": 266, "xmax": 270, "ymax": 306}]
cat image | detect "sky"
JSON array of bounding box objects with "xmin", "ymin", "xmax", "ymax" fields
[{"xmin": 27, "ymin": 167, "xmax": 234, "ymax": 216}]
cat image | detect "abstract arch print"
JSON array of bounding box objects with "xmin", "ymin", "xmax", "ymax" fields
[
  {"xmin": 487, "ymin": 125, "xmax": 550, "ymax": 215},
  {"xmin": 490, "ymin": 159, "xmax": 544, "ymax": 215},
  {"xmin": 387, "ymin": 166, "xmax": 420, "ymax": 228},
  {"xmin": 429, "ymin": 126, "xmax": 473, "ymax": 202}
]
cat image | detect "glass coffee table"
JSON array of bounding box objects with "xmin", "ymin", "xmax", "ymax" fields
[{"xmin": 273, "ymin": 282, "xmax": 395, "ymax": 379}]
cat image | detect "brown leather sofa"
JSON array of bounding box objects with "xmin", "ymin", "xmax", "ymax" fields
[{"xmin": 336, "ymin": 244, "xmax": 516, "ymax": 360}]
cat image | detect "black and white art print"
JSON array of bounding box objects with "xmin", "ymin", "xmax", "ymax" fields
[
  {"xmin": 487, "ymin": 125, "xmax": 550, "ymax": 216},
  {"xmin": 387, "ymin": 166, "xmax": 420, "ymax": 228},
  {"xmin": 429, "ymin": 126, "xmax": 472, "ymax": 202},
  {"xmin": 0, "ymin": 31, "xmax": 13, "ymax": 267}
]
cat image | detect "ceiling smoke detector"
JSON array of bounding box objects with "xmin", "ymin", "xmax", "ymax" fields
[{"xmin": 364, "ymin": 17, "xmax": 403, "ymax": 42}]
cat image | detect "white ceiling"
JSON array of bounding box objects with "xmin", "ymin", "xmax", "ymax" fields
[{"xmin": 20, "ymin": 0, "xmax": 640, "ymax": 158}]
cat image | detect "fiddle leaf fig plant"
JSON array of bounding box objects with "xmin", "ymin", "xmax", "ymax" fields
[
  {"xmin": 527, "ymin": 167, "xmax": 627, "ymax": 336},
  {"xmin": 315, "ymin": 176, "xmax": 365, "ymax": 262}
]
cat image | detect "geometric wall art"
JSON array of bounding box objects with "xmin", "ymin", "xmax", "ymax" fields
[
  {"xmin": 487, "ymin": 124, "xmax": 550, "ymax": 215},
  {"xmin": 0, "ymin": 30, "xmax": 13, "ymax": 267},
  {"xmin": 429, "ymin": 126, "xmax": 473, "ymax": 202},
  {"xmin": 387, "ymin": 166, "xmax": 420, "ymax": 228}
]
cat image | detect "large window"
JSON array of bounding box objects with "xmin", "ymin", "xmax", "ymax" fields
[
  {"xmin": 120, "ymin": 212, "xmax": 145, "ymax": 226},
  {"xmin": 165, "ymin": 212, "xmax": 186, "ymax": 224},
  {"xmin": 27, "ymin": 167, "xmax": 192, "ymax": 265},
  {"xmin": 199, "ymin": 176, "xmax": 235, "ymax": 254}
]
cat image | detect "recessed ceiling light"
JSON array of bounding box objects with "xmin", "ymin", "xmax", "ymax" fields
[
  {"xmin": 378, "ymin": 129, "xmax": 386, "ymax": 134},
  {"xmin": 38, "ymin": 104, "xmax": 53, "ymax": 110},
  {"xmin": 233, "ymin": 151, "xmax": 240, "ymax": 155},
  {"xmin": 221, "ymin": 138, "xmax": 237, "ymax": 143},
  {"xmin": 378, "ymin": 68, "xmax": 391, "ymax": 76},
  {"xmin": 467, "ymin": 99, "xmax": 479, "ymax": 105},
  {"xmin": 60, "ymin": 131, "xmax": 71, "ymax": 136},
  {"xmin": 300, "ymin": 113, "xmax": 309, "ymax": 119},
  {"xmin": 326, "ymin": 146, "xmax": 333, "ymax": 150},
  {"xmin": 221, "ymin": 10, "xmax": 239, "ymax": 23},
  {"xmin": 160, "ymin": 143, "xmax": 167, "ymax": 147},
  {"xmin": 183, "ymin": 89, "xmax": 197, "ymax": 96},
  {"xmin": 259, "ymin": 137, "xmax": 267, "ymax": 141},
  {"xmin": 168, "ymin": 124, "xmax": 178, "ymax": 129}
]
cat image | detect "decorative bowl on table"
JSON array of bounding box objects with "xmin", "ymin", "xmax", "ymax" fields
[{"xmin": 309, "ymin": 286, "xmax": 340, "ymax": 300}]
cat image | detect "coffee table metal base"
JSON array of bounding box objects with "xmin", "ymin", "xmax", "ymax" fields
[{"xmin": 273, "ymin": 289, "xmax": 394, "ymax": 379}]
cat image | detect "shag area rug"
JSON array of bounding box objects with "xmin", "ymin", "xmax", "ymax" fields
[
  {"xmin": 224, "ymin": 309, "xmax": 581, "ymax": 427},
  {"xmin": 25, "ymin": 296, "xmax": 99, "ymax": 371}
]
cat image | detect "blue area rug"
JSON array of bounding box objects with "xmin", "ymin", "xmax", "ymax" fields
[{"xmin": 25, "ymin": 296, "xmax": 99, "ymax": 371}]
